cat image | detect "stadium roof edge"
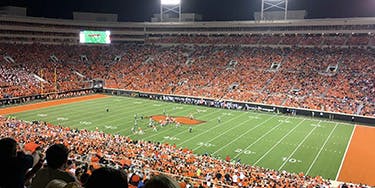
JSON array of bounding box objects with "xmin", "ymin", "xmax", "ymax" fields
[{"xmin": 1, "ymin": 15, "xmax": 375, "ymax": 28}]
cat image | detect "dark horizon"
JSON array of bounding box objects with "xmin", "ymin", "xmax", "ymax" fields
[{"xmin": 1, "ymin": 0, "xmax": 375, "ymax": 22}]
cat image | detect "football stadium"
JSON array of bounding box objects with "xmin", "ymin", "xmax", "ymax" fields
[{"xmin": 0, "ymin": 0, "xmax": 374, "ymax": 187}]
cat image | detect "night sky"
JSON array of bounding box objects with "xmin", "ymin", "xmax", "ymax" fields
[{"xmin": 1, "ymin": 0, "xmax": 375, "ymax": 21}]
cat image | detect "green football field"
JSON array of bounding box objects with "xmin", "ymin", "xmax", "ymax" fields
[{"xmin": 8, "ymin": 95, "xmax": 355, "ymax": 180}]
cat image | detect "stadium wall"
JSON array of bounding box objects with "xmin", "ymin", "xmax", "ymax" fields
[
  {"xmin": 0, "ymin": 88, "xmax": 96, "ymax": 106},
  {"xmin": 103, "ymin": 88, "xmax": 375, "ymax": 126}
]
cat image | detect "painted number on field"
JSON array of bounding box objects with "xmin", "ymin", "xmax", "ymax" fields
[
  {"xmin": 37, "ymin": 114, "xmax": 47, "ymax": 117},
  {"xmin": 197, "ymin": 142, "xmax": 215, "ymax": 147},
  {"xmin": 278, "ymin": 120, "xmax": 291, "ymax": 123},
  {"xmin": 222, "ymin": 113, "xmax": 233, "ymax": 116},
  {"xmin": 79, "ymin": 121, "xmax": 92, "ymax": 125},
  {"xmin": 196, "ymin": 109, "xmax": 207, "ymax": 113},
  {"xmin": 164, "ymin": 136, "xmax": 180, "ymax": 141},
  {"xmin": 105, "ymin": 125, "xmax": 118, "ymax": 130},
  {"xmin": 282, "ymin": 157, "xmax": 302, "ymax": 163},
  {"xmin": 235, "ymin": 149, "xmax": 256, "ymax": 155},
  {"xmin": 310, "ymin": 124, "xmax": 322, "ymax": 127},
  {"xmin": 57, "ymin": 117, "xmax": 69, "ymax": 121}
]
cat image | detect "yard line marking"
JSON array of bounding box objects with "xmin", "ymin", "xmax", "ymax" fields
[
  {"xmin": 226, "ymin": 117, "xmax": 292, "ymax": 157},
  {"xmin": 178, "ymin": 113, "xmax": 259, "ymax": 146},
  {"xmin": 335, "ymin": 124, "xmax": 356, "ymax": 181},
  {"xmin": 278, "ymin": 122, "xmax": 319, "ymax": 171},
  {"xmin": 62, "ymin": 99, "xmax": 167, "ymax": 129},
  {"xmin": 306, "ymin": 123, "xmax": 338, "ymax": 175},
  {"xmin": 253, "ymin": 118, "xmax": 306, "ymax": 165},
  {"xmin": 18, "ymin": 96, "xmax": 141, "ymax": 121},
  {"xmin": 193, "ymin": 115, "xmax": 277, "ymax": 151}
]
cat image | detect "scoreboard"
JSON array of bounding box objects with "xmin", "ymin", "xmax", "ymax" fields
[{"xmin": 79, "ymin": 30, "xmax": 111, "ymax": 44}]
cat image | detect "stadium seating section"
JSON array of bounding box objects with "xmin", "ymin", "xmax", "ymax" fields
[
  {"xmin": 0, "ymin": 35, "xmax": 374, "ymax": 117},
  {"xmin": 0, "ymin": 116, "xmax": 354, "ymax": 187},
  {"xmin": 1, "ymin": 32, "xmax": 373, "ymax": 187}
]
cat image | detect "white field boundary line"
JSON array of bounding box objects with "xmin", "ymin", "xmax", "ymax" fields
[
  {"xmin": 193, "ymin": 115, "xmax": 277, "ymax": 151},
  {"xmin": 226, "ymin": 117, "xmax": 292, "ymax": 157},
  {"xmin": 177, "ymin": 113, "xmax": 260, "ymax": 146},
  {"xmin": 278, "ymin": 122, "xmax": 319, "ymax": 171},
  {"xmin": 140, "ymin": 108, "xmax": 218, "ymax": 140},
  {"xmin": 305, "ymin": 123, "xmax": 338, "ymax": 175},
  {"xmin": 253, "ymin": 118, "xmax": 306, "ymax": 165},
  {"xmin": 335, "ymin": 124, "xmax": 356, "ymax": 181}
]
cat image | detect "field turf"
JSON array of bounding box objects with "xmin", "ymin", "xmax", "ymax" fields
[{"xmin": 7, "ymin": 95, "xmax": 355, "ymax": 180}]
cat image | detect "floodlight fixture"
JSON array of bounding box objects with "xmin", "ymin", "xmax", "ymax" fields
[
  {"xmin": 160, "ymin": 0, "xmax": 181, "ymax": 22},
  {"xmin": 161, "ymin": 0, "xmax": 180, "ymax": 5},
  {"xmin": 261, "ymin": 0, "xmax": 288, "ymax": 20}
]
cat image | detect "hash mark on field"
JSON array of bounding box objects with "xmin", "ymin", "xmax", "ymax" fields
[
  {"xmin": 253, "ymin": 119, "xmax": 306, "ymax": 165},
  {"xmin": 306, "ymin": 123, "xmax": 338, "ymax": 175},
  {"xmin": 278, "ymin": 122, "xmax": 318, "ymax": 171},
  {"xmin": 37, "ymin": 114, "xmax": 48, "ymax": 117}
]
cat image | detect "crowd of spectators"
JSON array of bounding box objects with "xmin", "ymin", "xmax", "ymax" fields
[
  {"xmin": 0, "ymin": 41, "xmax": 374, "ymax": 117},
  {"xmin": 2, "ymin": 116, "xmax": 369, "ymax": 188},
  {"xmin": 147, "ymin": 34, "xmax": 374, "ymax": 47}
]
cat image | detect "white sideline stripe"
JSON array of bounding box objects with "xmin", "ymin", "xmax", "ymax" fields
[
  {"xmin": 229, "ymin": 117, "xmax": 291, "ymax": 158},
  {"xmin": 253, "ymin": 118, "xmax": 306, "ymax": 165},
  {"xmin": 192, "ymin": 115, "xmax": 277, "ymax": 151},
  {"xmin": 278, "ymin": 121, "xmax": 319, "ymax": 171},
  {"xmin": 178, "ymin": 113, "xmax": 255, "ymax": 146},
  {"xmin": 305, "ymin": 123, "xmax": 338, "ymax": 175},
  {"xmin": 335, "ymin": 125, "xmax": 356, "ymax": 181}
]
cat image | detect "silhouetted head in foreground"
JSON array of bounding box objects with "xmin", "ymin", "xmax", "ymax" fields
[
  {"xmin": 144, "ymin": 174, "xmax": 180, "ymax": 188},
  {"xmin": 85, "ymin": 167, "xmax": 128, "ymax": 188}
]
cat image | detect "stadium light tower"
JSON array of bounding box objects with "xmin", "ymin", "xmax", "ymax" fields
[
  {"xmin": 160, "ymin": 0, "xmax": 181, "ymax": 22},
  {"xmin": 261, "ymin": 0, "xmax": 288, "ymax": 20}
]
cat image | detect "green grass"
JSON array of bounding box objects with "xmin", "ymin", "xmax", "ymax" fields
[{"xmin": 8, "ymin": 95, "xmax": 354, "ymax": 180}]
